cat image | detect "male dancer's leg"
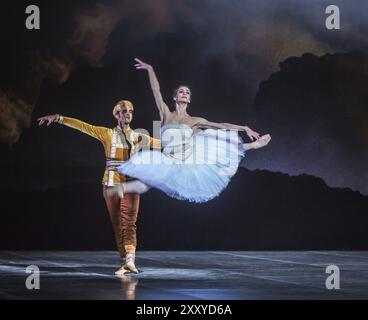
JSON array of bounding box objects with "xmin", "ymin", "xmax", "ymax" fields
[
  {"xmin": 121, "ymin": 193, "xmax": 140, "ymax": 254},
  {"xmin": 103, "ymin": 186, "xmax": 125, "ymax": 258},
  {"xmin": 120, "ymin": 193, "xmax": 140, "ymax": 273}
]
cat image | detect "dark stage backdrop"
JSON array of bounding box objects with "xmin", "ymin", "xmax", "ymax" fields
[{"xmin": 1, "ymin": 1, "xmax": 368, "ymax": 250}]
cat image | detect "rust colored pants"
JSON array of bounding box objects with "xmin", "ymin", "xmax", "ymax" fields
[{"xmin": 103, "ymin": 186, "xmax": 140, "ymax": 258}]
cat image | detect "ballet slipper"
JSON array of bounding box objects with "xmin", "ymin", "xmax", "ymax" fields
[
  {"xmin": 123, "ymin": 254, "xmax": 139, "ymax": 273},
  {"xmin": 115, "ymin": 265, "xmax": 128, "ymax": 276},
  {"xmin": 251, "ymin": 134, "xmax": 271, "ymax": 149}
]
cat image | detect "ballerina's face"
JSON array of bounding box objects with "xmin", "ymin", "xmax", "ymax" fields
[{"xmin": 173, "ymin": 86, "xmax": 191, "ymax": 104}]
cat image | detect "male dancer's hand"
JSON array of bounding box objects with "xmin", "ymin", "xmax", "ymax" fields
[{"xmin": 37, "ymin": 115, "xmax": 58, "ymax": 126}]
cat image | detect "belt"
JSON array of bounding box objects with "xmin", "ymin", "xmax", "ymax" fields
[{"xmin": 106, "ymin": 159, "xmax": 125, "ymax": 171}]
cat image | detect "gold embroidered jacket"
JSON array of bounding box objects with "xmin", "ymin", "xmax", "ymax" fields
[{"xmin": 57, "ymin": 116, "xmax": 161, "ymax": 186}]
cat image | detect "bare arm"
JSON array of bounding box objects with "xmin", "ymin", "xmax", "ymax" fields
[
  {"xmin": 134, "ymin": 58, "xmax": 171, "ymax": 121},
  {"xmin": 194, "ymin": 118, "xmax": 260, "ymax": 141}
]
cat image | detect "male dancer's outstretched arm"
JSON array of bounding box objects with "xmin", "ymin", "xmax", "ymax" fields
[{"xmin": 37, "ymin": 114, "xmax": 110, "ymax": 142}]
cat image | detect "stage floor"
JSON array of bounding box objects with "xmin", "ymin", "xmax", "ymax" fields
[{"xmin": 0, "ymin": 251, "xmax": 367, "ymax": 300}]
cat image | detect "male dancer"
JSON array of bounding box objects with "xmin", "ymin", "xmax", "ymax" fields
[{"xmin": 37, "ymin": 100, "xmax": 161, "ymax": 275}]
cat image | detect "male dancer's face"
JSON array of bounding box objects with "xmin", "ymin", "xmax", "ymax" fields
[{"xmin": 117, "ymin": 106, "xmax": 134, "ymax": 126}]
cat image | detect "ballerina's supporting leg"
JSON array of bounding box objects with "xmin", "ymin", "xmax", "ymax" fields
[
  {"xmin": 124, "ymin": 180, "xmax": 151, "ymax": 194},
  {"xmin": 105, "ymin": 181, "xmax": 151, "ymax": 199}
]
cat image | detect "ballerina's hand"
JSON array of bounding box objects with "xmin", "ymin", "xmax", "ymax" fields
[
  {"xmin": 37, "ymin": 115, "xmax": 57, "ymax": 126},
  {"xmin": 245, "ymin": 127, "xmax": 260, "ymax": 141},
  {"xmin": 134, "ymin": 58, "xmax": 152, "ymax": 70}
]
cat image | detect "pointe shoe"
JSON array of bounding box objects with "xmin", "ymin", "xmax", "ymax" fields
[{"xmin": 252, "ymin": 134, "xmax": 271, "ymax": 149}]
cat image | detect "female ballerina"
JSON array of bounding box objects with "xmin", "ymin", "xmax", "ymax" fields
[{"xmin": 117, "ymin": 58, "xmax": 271, "ymax": 203}]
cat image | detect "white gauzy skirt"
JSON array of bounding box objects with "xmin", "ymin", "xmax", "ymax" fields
[{"xmin": 118, "ymin": 129, "xmax": 245, "ymax": 203}]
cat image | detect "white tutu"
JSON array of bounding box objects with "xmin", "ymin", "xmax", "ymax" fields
[{"xmin": 118, "ymin": 124, "xmax": 245, "ymax": 203}]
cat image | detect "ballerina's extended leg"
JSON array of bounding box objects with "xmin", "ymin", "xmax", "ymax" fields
[{"xmin": 242, "ymin": 134, "xmax": 271, "ymax": 151}]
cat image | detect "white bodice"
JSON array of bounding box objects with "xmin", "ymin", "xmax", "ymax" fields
[{"xmin": 161, "ymin": 124, "xmax": 193, "ymax": 160}]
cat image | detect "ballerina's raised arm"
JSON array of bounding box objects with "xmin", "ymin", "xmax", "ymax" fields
[{"xmin": 134, "ymin": 58, "xmax": 171, "ymax": 122}]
